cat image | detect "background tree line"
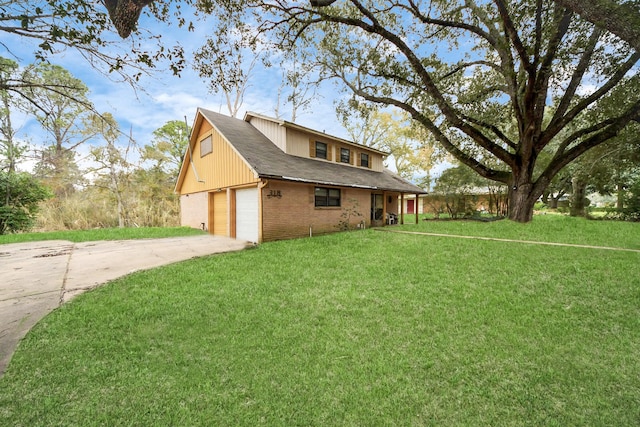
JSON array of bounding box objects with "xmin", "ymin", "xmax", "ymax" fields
[{"xmin": 0, "ymin": 58, "xmax": 189, "ymax": 234}]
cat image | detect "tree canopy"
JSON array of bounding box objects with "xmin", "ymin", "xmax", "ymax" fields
[{"xmin": 198, "ymin": 0, "xmax": 639, "ymax": 222}]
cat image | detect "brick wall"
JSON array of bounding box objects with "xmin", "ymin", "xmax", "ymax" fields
[
  {"xmin": 261, "ymin": 181, "xmax": 371, "ymax": 241},
  {"xmin": 180, "ymin": 192, "xmax": 208, "ymax": 231}
]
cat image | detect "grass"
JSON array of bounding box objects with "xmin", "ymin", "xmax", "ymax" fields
[
  {"xmin": 0, "ymin": 216, "xmax": 639, "ymax": 425},
  {"xmin": 399, "ymin": 213, "xmax": 640, "ymax": 249},
  {"xmin": 0, "ymin": 226, "xmax": 206, "ymax": 245}
]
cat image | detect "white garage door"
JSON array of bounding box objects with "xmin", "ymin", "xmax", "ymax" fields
[{"xmin": 236, "ymin": 187, "xmax": 259, "ymax": 243}]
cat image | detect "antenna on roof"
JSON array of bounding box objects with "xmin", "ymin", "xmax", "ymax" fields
[{"xmin": 185, "ymin": 115, "xmax": 205, "ymax": 183}]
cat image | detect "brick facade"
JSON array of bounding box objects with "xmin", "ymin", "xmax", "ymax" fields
[
  {"xmin": 179, "ymin": 192, "xmax": 208, "ymax": 231},
  {"xmin": 261, "ymin": 180, "xmax": 373, "ymax": 241}
]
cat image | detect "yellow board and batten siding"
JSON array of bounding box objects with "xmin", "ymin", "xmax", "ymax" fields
[
  {"xmin": 179, "ymin": 116, "xmax": 260, "ymax": 238},
  {"xmin": 180, "ymin": 120, "xmax": 260, "ymax": 195}
]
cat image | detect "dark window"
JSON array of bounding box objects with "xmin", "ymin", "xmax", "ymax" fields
[
  {"xmin": 315, "ymin": 141, "xmax": 327, "ymax": 159},
  {"xmin": 360, "ymin": 153, "xmax": 369, "ymax": 168},
  {"xmin": 315, "ymin": 187, "xmax": 341, "ymax": 207},
  {"xmin": 200, "ymin": 135, "xmax": 212, "ymax": 157},
  {"xmin": 340, "ymin": 148, "xmax": 350, "ymax": 163}
]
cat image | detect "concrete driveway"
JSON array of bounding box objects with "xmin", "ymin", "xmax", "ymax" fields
[{"xmin": 0, "ymin": 235, "xmax": 251, "ymax": 375}]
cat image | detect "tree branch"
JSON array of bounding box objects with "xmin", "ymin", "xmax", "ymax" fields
[
  {"xmin": 555, "ymin": 0, "xmax": 640, "ymax": 51},
  {"xmin": 493, "ymin": 0, "xmax": 531, "ymax": 73},
  {"xmin": 546, "ymin": 26, "xmax": 602, "ymax": 140},
  {"xmin": 314, "ymin": 1, "xmax": 516, "ymax": 166},
  {"xmin": 544, "ymin": 99, "xmax": 640, "ymax": 179},
  {"xmin": 458, "ymin": 114, "xmax": 517, "ymax": 150},
  {"xmin": 544, "ymin": 50, "xmax": 640, "ymax": 143}
]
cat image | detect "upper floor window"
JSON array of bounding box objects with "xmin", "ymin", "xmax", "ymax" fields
[
  {"xmin": 200, "ymin": 135, "xmax": 212, "ymax": 157},
  {"xmin": 360, "ymin": 153, "xmax": 370, "ymax": 168},
  {"xmin": 340, "ymin": 148, "xmax": 351, "ymax": 164},
  {"xmin": 315, "ymin": 141, "xmax": 328, "ymax": 159},
  {"xmin": 315, "ymin": 187, "xmax": 341, "ymax": 207}
]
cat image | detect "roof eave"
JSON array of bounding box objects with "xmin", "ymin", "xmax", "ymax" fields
[{"xmin": 258, "ymin": 173, "xmax": 426, "ymax": 193}]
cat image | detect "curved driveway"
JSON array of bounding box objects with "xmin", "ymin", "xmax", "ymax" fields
[{"xmin": 0, "ymin": 235, "xmax": 250, "ymax": 375}]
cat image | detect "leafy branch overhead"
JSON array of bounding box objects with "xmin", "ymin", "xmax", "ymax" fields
[
  {"xmin": 197, "ymin": 0, "xmax": 639, "ymax": 222},
  {"xmin": 0, "ymin": 0, "xmax": 189, "ymax": 84}
]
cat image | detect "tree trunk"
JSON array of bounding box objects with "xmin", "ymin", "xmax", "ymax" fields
[
  {"xmin": 109, "ymin": 163, "xmax": 125, "ymax": 228},
  {"xmin": 506, "ymin": 161, "xmax": 546, "ymax": 222},
  {"xmin": 616, "ymin": 182, "xmax": 624, "ymax": 210},
  {"xmin": 570, "ymin": 177, "xmax": 588, "ymax": 217},
  {"xmin": 509, "ymin": 186, "xmax": 539, "ymax": 222}
]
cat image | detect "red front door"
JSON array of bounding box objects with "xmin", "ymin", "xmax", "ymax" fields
[{"xmin": 407, "ymin": 199, "xmax": 415, "ymax": 214}]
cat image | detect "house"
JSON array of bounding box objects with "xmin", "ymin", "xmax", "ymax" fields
[{"xmin": 175, "ymin": 109, "xmax": 427, "ymax": 243}]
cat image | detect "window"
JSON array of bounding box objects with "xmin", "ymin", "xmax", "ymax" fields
[
  {"xmin": 340, "ymin": 147, "xmax": 351, "ymax": 164},
  {"xmin": 315, "ymin": 187, "xmax": 341, "ymax": 207},
  {"xmin": 360, "ymin": 153, "xmax": 370, "ymax": 168},
  {"xmin": 200, "ymin": 135, "xmax": 212, "ymax": 157},
  {"xmin": 315, "ymin": 141, "xmax": 328, "ymax": 159}
]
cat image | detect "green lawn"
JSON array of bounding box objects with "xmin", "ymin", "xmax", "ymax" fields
[
  {"xmin": 1, "ymin": 217, "xmax": 639, "ymax": 425},
  {"xmin": 399, "ymin": 214, "xmax": 640, "ymax": 249},
  {"xmin": 0, "ymin": 226, "xmax": 205, "ymax": 245}
]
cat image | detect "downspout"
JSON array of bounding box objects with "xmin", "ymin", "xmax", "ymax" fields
[{"xmin": 258, "ymin": 179, "xmax": 268, "ymax": 243}]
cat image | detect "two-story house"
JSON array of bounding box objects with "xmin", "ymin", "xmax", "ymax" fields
[{"xmin": 175, "ymin": 109, "xmax": 426, "ymax": 242}]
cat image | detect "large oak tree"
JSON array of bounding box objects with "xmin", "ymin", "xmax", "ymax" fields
[{"xmin": 199, "ymin": 0, "xmax": 639, "ymax": 222}]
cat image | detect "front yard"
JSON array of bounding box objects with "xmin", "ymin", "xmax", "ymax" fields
[{"xmin": 1, "ymin": 217, "xmax": 638, "ymax": 425}]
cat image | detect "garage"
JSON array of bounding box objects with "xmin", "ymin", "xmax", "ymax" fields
[
  {"xmin": 210, "ymin": 191, "xmax": 228, "ymax": 236},
  {"xmin": 235, "ymin": 187, "xmax": 259, "ymax": 243}
]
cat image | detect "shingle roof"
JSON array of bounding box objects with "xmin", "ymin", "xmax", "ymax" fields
[{"xmin": 199, "ymin": 108, "xmax": 427, "ymax": 194}]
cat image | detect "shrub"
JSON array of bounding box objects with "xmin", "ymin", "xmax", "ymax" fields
[{"xmin": 0, "ymin": 171, "xmax": 52, "ymax": 234}]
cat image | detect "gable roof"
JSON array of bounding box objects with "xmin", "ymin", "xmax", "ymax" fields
[{"xmin": 189, "ymin": 108, "xmax": 426, "ymax": 194}]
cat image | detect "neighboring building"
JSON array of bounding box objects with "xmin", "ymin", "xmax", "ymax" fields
[
  {"xmin": 175, "ymin": 109, "xmax": 426, "ymax": 243},
  {"xmin": 422, "ymin": 190, "xmax": 509, "ymax": 218},
  {"xmin": 400, "ymin": 194, "xmax": 429, "ymax": 215}
]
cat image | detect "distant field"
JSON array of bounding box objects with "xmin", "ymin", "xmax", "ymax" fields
[
  {"xmin": 0, "ymin": 226, "xmax": 205, "ymax": 245},
  {"xmin": 1, "ymin": 216, "xmax": 638, "ymax": 425}
]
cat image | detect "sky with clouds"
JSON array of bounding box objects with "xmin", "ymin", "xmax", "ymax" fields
[{"xmin": 1, "ymin": 4, "xmax": 351, "ymax": 172}]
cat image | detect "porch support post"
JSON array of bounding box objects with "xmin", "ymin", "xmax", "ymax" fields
[
  {"xmin": 382, "ymin": 191, "xmax": 388, "ymax": 226},
  {"xmin": 400, "ymin": 193, "xmax": 405, "ymax": 225},
  {"xmin": 415, "ymin": 193, "xmax": 419, "ymax": 224}
]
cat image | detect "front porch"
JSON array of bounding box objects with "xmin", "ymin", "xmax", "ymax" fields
[{"xmin": 370, "ymin": 192, "xmax": 423, "ymax": 227}]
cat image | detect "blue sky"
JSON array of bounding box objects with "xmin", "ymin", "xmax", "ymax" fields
[{"xmin": 1, "ymin": 6, "xmax": 350, "ymax": 171}]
